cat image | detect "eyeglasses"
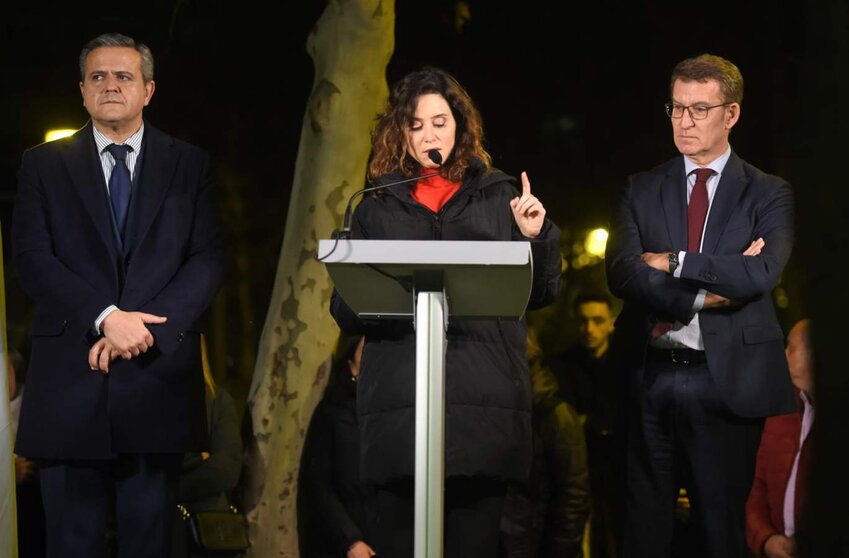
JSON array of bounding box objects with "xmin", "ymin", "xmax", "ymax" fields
[{"xmin": 665, "ymin": 102, "xmax": 731, "ymax": 120}]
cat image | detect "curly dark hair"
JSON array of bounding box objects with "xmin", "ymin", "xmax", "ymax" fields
[{"xmin": 368, "ymin": 67, "xmax": 491, "ymax": 183}]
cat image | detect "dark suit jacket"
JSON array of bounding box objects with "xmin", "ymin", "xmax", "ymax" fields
[
  {"xmin": 745, "ymin": 390, "xmax": 809, "ymax": 556},
  {"xmin": 605, "ymin": 151, "xmax": 795, "ymax": 418},
  {"xmin": 11, "ymin": 121, "xmax": 223, "ymax": 459}
]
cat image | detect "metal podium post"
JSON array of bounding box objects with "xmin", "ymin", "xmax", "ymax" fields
[
  {"xmin": 414, "ymin": 291, "xmax": 447, "ymax": 558},
  {"xmin": 319, "ymin": 238, "xmax": 533, "ymax": 558}
]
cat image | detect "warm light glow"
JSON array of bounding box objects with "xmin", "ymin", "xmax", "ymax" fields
[
  {"xmin": 585, "ymin": 228, "xmax": 609, "ymax": 257},
  {"xmin": 45, "ymin": 129, "xmax": 76, "ymax": 142}
]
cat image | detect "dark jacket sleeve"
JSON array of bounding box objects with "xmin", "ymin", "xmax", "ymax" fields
[
  {"xmin": 328, "ymin": 200, "xmax": 385, "ymax": 335},
  {"xmin": 540, "ymin": 400, "xmax": 591, "ymax": 557},
  {"xmin": 679, "ymin": 181, "xmax": 794, "ymax": 300},
  {"xmin": 605, "ymin": 177, "xmax": 699, "ymax": 324},
  {"xmin": 519, "ymin": 219, "xmax": 562, "ymax": 310},
  {"xmin": 330, "ymin": 289, "xmax": 366, "ymax": 335},
  {"xmin": 179, "ymin": 387, "xmax": 243, "ymax": 504},
  {"xmin": 138, "ymin": 149, "xmax": 223, "ymax": 355},
  {"xmin": 299, "ymin": 401, "xmax": 366, "ymax": 553},
  {"xmin": 12, "ymin": 148, "xmax": 115, "ymax": 331}
]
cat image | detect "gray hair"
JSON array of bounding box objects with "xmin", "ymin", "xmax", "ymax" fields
[{"xmin": 79, "ymin": 33, "xmax": 154, "ymax": 83}]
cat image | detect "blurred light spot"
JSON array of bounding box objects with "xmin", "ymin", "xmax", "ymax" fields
[
  {"xmin": 774, "ymin": 287, "xmax": 789, "ymax": 309},
  {"xmin": 585, "ymin": 228, "xmax": 609, "ymax": 257},
  {"xmin": 455, "ymin": 2, "xmax": 471, "ymax": 32},
  {"xmin": 45, "ymin": 129, "xmax": 76, "ymax": 142}
]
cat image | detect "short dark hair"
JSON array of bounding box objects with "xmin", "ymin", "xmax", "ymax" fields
[
  {"xmin": 79, "ymin": 32, "xmax": 154, "ymax": 83},
  {"xmin": 572, "ymin": 290, "xmax": 612, "ymax": 314},
  {"xmin": 670, "ymin": 53, "xmax": 743, "ymax": 105}
]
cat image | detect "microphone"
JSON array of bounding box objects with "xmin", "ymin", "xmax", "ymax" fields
[{"xmin": 337, "ymin": 149, "xmax": 443, "ymax": 238}]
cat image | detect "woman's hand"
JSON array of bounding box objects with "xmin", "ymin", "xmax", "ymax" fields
[{"xmin": 510, "ymin": 171, "xmax": 546, "ymax": 238}]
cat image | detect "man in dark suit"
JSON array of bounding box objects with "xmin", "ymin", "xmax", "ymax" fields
[
  {"xmin": 605, "ymin": 53, "xmax": 795, "ymax": 558},
  {"xmin": 11, "ymin": 33, "xmax": 222, "ymax": 558}
]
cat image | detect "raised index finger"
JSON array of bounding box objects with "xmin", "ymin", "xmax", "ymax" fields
[{"xmin": 521, "ymin": 171, "xmax": 531, "ymax": 196}]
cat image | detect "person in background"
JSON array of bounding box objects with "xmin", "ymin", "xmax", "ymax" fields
[
  {"xmin": 7, "ymin": 349, "xmax": 46, "ymax": 558},
  {"xmin": 746, "ymin": 319, "xmax": 814, "ymax": 558},
  {"xmin": 11, "ymin": 32, "xmax": 222, "ymax": 558},
  {"xmin": 605, "ymin": 53, "xmax": 795, "ymax": 558},
  {"xmin": 549, "ymin": 291, "xmax": 615, "ymax": 417},
  {"xmin": 546, "ymin": 291, "xmax": 622, "ymax": 558},
  {"xmin": 330, "ymin": 66, "xmax": 562, "ymax": 557},
  {"xmin": 500, "ymin": 329, "xmax": 590, "ymax": 558},
  {"xmin": 172, "ymin": 334, "xmax": 243, "ymax": 558},
  {"xmin": 299, "ymin": 335, "xmax": 377, "ymax": 558}
]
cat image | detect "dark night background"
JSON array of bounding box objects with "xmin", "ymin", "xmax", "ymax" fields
[
  {"xmin": 2, "ymin": 1, "xmax": 847, "ymax": 551},
  {"xmin": 0, "ymin": 1, "xmax": 814, "ymax": 381}
]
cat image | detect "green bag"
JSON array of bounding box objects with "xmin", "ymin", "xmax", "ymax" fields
[{"xmin": 179, "ymin": 504, "xmax": 250, "ymax": 554}]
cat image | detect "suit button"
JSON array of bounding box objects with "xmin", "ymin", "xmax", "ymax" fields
[{"xmin": 177, "ymin": 332, "xmax": 185, "ymax": 342}]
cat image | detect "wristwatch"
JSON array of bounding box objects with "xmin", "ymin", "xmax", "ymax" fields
[{"xmin": 668, "ymin": 252, "xmax": 679, "ymax": 274}]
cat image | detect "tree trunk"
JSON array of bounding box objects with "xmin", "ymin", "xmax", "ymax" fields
[{"xmin": 241, "ymin": 1, "xmax": 394, "ymax": 556}]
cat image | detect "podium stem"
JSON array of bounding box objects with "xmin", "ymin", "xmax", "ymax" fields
[{"xmin": 414, "ymin": 291, "xmax": 447, "ymax": 558}]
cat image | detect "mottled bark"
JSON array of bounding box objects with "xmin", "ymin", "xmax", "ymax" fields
[{"xmin": 241, "ymin": 1, "xmax": 394, "ymax": 557}]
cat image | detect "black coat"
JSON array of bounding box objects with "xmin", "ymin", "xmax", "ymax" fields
[
  {"xmin": 499, "ymin": 356, "xmax": 590, "ymax": 558},
  {"xmin": 299, "ymin": 396, "xmax": 378, "ymax": 557},
  {"xmin": 330, "ymin": 160, "xmax": 562, "ymax": 485},
  {"xmin": 12, "ymin": 121, "xmax": 222, "ymax": 459}
]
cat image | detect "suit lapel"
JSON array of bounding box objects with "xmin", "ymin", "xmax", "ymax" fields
[
  {"xmin": 126, "ymin": 124, "xmax": 178, "ymax": 256},
  {"xmin": 660, "ymin": 160, "xmax": 687, "ymax": 251},
  {"xmin": 63, "ymin": 123, "xmax": 118, "ymax": 256},
  {"xmin": 702, "ymin": 153, "xmax": 747, "ymax": 254}
]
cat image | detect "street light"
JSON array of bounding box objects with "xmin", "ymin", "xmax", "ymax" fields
[{"xmin": 585, "ymin": 228, "xmax": 608, "ymax": 258}]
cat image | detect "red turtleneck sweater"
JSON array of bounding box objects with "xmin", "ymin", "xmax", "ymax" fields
[{"xmin": 411, "ymin": 171, "xmax": 461, "ymax": 213}]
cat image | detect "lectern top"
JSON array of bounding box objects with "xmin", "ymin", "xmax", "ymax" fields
[{"xmin": 319, "ymin": 239, "xmax": 534, "ymax": 320}]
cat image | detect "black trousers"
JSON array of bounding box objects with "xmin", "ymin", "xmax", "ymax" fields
[
  {"xmin": 40, "ymin": 454, "xmax": 181, "ymax": 558},
  {"xmin": 374, "ymin": 477, "xmax": 507, "ymax": 558},
  {"xmin": 622, "ymin": 355, "xmax": 763, "ymax": 558}
]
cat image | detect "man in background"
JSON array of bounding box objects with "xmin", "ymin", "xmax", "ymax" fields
[
  {"xmin": 547, "ymin": 291, "xmax": 621, "ymax": 558},
  {"xmin": 746, "ymin": 319, "xmax": 814, "ymax": 558}
]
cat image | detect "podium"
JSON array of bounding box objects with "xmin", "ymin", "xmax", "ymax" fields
[{"xmin": 319, "ymin": 239, "xmax": 534, "ymax": 558}]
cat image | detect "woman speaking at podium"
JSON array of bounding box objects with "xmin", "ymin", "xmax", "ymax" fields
[{"xmin": 330, "ymin": 66, "xmax": 562, "ymax": 558}]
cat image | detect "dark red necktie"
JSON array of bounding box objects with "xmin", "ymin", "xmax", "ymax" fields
[
  {"xmin": 651, "ymin": 168, "xmax": 714, "ymax": 339},
  {"xmin": 687, "ymin": 168, "xmax": 714, "ymax": 252}
]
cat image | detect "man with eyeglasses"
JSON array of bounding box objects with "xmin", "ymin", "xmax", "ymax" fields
[{"xmin": 605, "ymin": 54, "xmax": 796, "ymax": 558}]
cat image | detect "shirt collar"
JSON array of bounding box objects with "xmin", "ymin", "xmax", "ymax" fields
[
  {"xmin": 683, "ymin": 144, "xmax": 732, "ymax": 178},
  {"xmin": 93, "ymin": 123, "xmax": 145, "ymax": 154}
]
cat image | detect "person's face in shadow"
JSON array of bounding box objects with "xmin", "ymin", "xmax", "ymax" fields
[
  {"xmin": 786, "ymin": 319, "xmax": 814, "ymax": 397},
  {"xmin": 576, "ymin": 301, "xmax": 614, "ymax": 358}
]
